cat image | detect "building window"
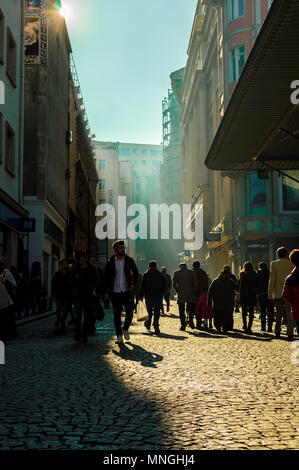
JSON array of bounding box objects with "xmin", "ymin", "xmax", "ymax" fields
[
  {"xmin": 281, "ymin": 171, "xmax": 299, "ymax": 212},
  {"xmin": 141, "ymin": 149, "xmax": 147, "ymax": 155},
  {"xmin": 119, "ymin": 148, "xmax": 130, "ymax": 156},
  {"xmin": 230, "ymin": 45, "xmax": 245, "ymax": 83},
  {"xmin": 0, "ymin": 226, "xmax": 8, "ymax": 257},
  {"xmin": 141, "ymin": 160, "xmax": 146, "ymax": 166},
  {"xmin": 132, "ymin": 160, "xmax": 137, "ymax": 166},
  {"xmin": 5, "ymin": 121, "xmax": 15, "ymax": 176},
  {"xmin": 99, "ymin": 199, "xmax": 106, "ymax": 205},
  {"xmin": 99, "ymin": 179, "xmax": 106, "ymax": 190},
  {"xmin": 132, "ymin": 148, "xmax": 137, "ymax": 154},
  {"xmin": 150, "ymin": 149, "xmax": 163, "ymax": 157},
  {"xmin": 99, "ymin": 160, "xmax": 105, "ymax": 170},
  {"xmin": 248, "ymin": 173, "xmax": 267, "ymax": 215},
  {"xmin": 108, "ymin": 189, "xmax": 113, "ymax": 205},
  {"xmin": 6, "ymin": 27, "xmax": 17, "ymax": 87},
  {"xmin": 152, "ymin": 161, "xmax": 160, "ymax": 167},
  {"xmin": 227, "ymin": 0, "xmax": 245, "ymax": 23},
  {"xmin": 0, "ymin": 10, "xmax": 4, "ymax": 64}
]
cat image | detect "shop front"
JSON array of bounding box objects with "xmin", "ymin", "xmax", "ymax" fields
[
  {"xmin": 0, "ymin": 190, "xmax": 29, "ymax": 271},
  {"xmin": 244, "ymin": 238, "xmax": 269, "ymax": 269}
]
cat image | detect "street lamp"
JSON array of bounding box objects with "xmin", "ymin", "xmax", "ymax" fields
[{"xmin": 87, "ymin": 176, "xmax": 99, "ymax": 259}]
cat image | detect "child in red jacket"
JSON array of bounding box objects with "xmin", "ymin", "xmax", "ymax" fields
[
  {"xmin": 283, "ymin": 249, "xmax": 299, "ymax": 337},
  {"xmin": 195, "ymin": 292, "xmax": 213, "ymax": 329}
]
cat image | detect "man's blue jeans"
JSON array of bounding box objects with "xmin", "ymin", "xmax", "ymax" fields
[{"xmin": 145, "ymin": 297, "xmax": 162, "ymax": 329}]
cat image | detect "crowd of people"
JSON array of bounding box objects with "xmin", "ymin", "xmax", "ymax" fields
[{"xmin": 0, "ymin": 242, "xmax": 298, "ymax": 345}]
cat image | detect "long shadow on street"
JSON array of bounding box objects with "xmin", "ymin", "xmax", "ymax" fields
[{"xmin": 0, "ymin": 313, "xmax": 170, "ymax": 450}]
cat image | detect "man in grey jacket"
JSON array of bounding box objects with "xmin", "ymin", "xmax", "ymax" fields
[{"xmin": 173, "ymin": 263, "xmax": 197, "ymax": 331}]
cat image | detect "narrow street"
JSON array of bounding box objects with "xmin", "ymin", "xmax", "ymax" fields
[{"xmin": 0, "ymin": 304, "xmax": 298, "ymax": 450}]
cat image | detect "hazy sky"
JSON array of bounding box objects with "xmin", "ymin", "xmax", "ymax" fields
[{"xmin": 60, "ymin": 0, "xmax": 197, "ymax": 144}]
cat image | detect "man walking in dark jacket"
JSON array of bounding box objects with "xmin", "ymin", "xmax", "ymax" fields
[
  {"xmin": 52, "ymin": 259, "xmax": 72, "ymax": 330},
  {"xmin": 223, "ymin": 265, "xmax": 239, "ymax": 327},
  {"xmin": 72, "ymin": 253, "xmax": 98, "ymax": 343},
  {"xmin": 89, "ymin": 255, "xmax": 104, "ymax": 332},
  {"xmin": 139, "ymin": 261, "xmax": 166, "ymax": 334},
  {"xmin": 104, "ymin": 240, "xmax": 139, "ymax": 344},
  {"xmin": 173, "ymin": 263, "xmax": 197, "ymax": 331}
]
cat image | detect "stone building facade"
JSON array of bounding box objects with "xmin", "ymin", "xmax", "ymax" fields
[
  {"xmin": 0, "ymin": 0, "xmax": 28, "ymax": 269},
  {"xmin": 180, "ymin": 0, "xmax": 297, "ymax": 278}
]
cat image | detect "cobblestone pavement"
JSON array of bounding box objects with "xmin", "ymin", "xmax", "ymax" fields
[{"xmin": 0, "ymin": 302, "xmax": 298, "ymax": 450}]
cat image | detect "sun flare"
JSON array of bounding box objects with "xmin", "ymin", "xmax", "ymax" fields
[{"xmin": 59, "ymin": 2, "xmax": 81, "ymax": 30}]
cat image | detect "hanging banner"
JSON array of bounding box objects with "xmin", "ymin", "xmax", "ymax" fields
[{"xmin": 25, "ymin": 0, "xmax": 48, "ymax": 66}]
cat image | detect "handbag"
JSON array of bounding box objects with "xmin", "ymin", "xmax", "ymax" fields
[
  {"xmin": 91, "ymin": 295, "xmax": 105, "ymax": 321},
  {"xmin": 136, "ymin": 300, "xmax": 149, "ymax": 322}
]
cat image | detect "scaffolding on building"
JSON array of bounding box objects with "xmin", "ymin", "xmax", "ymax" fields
[
  {"xmin": 69, "ymin": 53, "xmax": 95, "ymax": 146},
  {"xmin": 162, "ymin": 89, "xmax": 180, "ymax": 150}
]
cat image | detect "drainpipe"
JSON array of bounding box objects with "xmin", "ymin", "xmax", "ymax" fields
[
  {"xmin": 17, "ymin": 1, "xmax": 25, "ymax": 273},
  {"xmin": 19, "ymin": 1, "xmax": 24, "ymax": 207}
]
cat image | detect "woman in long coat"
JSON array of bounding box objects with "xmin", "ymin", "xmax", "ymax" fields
[
  {"xmin": 208, "ymin": 270, "xmax": 237, "ymax": 334},
  {"xmin": 239, "ymin": 262, "xmax": 257, "ymax": 334}
]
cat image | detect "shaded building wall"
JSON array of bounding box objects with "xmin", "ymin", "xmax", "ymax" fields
[
  {"xmin": 67, "ymin": 81, "xmax": 98, "ymax": 259},
  {"xmin": 23, "ymin": 9, "xmax": 69, "ymax": 219},
  {"xmin": 23, "ymin": 3, "xmax": 71, "ymax": 295},
  {"xmin": 0, "ymin": 0, "xmax": 27, "ymax": 269},
  {"xmin": 0, "ymin": 0, "xmax": 24, "ymax": 203}
]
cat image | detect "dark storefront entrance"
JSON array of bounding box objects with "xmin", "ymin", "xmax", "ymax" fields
[{"xmin": 245, "ymin": 239, "xmax": 269, "ymax": 269}]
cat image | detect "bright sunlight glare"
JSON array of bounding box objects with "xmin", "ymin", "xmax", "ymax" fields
[{"xmin": 59, "ymin": 1, "xmax": 81, "ymax": 30}]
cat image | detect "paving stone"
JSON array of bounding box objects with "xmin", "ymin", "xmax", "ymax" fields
[{"xmin": 0, "ymin": 305, "xmax": 298, "ymax": 450}]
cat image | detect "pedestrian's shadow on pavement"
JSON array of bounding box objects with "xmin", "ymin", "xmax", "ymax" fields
[
  {"xmin": 141, "ymin": 332, "xmax": 187, "ymax": 341},
  {"xmin": 188, "ymin": 330, "xmax": 226, "ymax": 339},
  {"xmin": 13, "ymin": 316, "xmax": 166, "ymax": 451},
  {"xmin": 160, "ymin": 314, "xmax": 178, "ymax": 319},
  {"xmin": 112, "ymin": 342, "xmax": 163, "ymax": 368},
  {"xmin": 227, "ymin": 330, "xmax": 274, "ymax": 341}
]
